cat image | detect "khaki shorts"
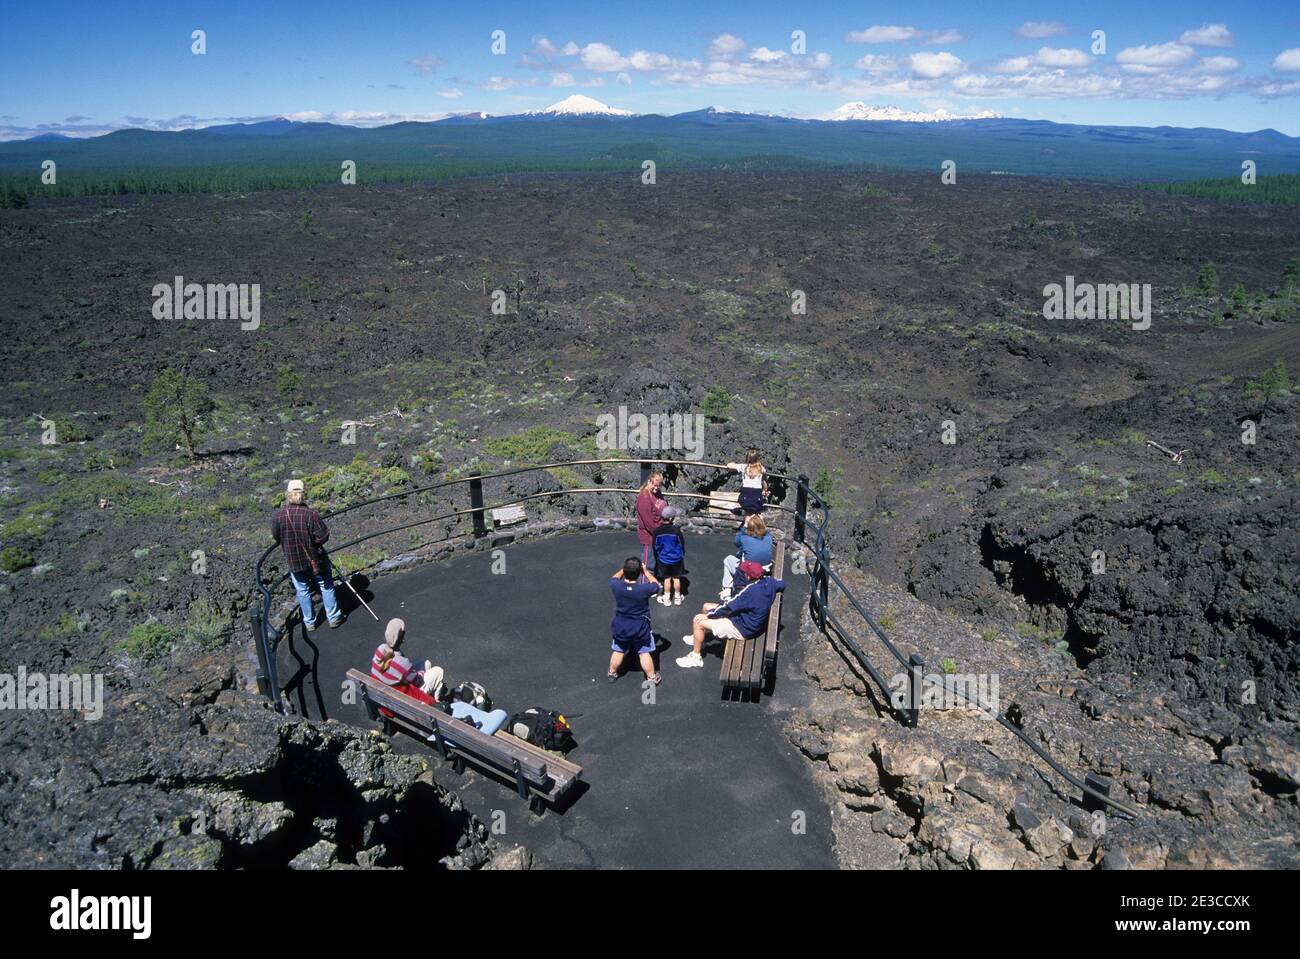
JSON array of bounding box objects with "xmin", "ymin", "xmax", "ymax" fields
[{"xmin": 707, "ymin": 616, "xmax": 744, "ymax": 641}]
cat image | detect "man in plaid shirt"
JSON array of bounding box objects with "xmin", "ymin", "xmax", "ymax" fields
[{"xmin": 272, "ymin": 479, "xmax": 345, "ymax": 629}]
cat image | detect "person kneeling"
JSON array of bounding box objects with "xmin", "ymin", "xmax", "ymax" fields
[
  {"xmin": 677, "ymin": 561, "xmax": 785, "ymax": 668},
  {"xmin": 371, "ymin": 617, "xmax": 446, "ymax": 706}
]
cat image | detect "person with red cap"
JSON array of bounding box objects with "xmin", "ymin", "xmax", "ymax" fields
[{"xmin": 676, "ymin": 560, "xmax": 785, "ymax": 668}]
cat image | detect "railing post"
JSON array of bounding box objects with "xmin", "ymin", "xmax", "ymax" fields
[
  {"xmin": 816, "ymin": 556, "xmax": 829, "ymax": 628},
  {"xmin": 249, "ymin": 609, "xmax": 270, "ymax": 699},
  {"xmin": 639, "ymin": 461, "xmax": 650, "ymax": 486},
  {"xmin": 907, "ymin": 653, "xmax": 925, "ymax": 727},
  {"xmin": 469, "ymin": 472, "xmax": 487, "ymax": 539},
  {"xmin": 794, "ymin": 474, "xmax": 809, "ymax": 544},
  {"xmin": 1083, "ymin": 773, "xmax": 1113, "ymax": 812}
]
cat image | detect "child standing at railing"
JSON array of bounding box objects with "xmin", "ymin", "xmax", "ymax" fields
[{"xmin": 726, "ymin": 448, "xmax": 768, "ymax": 519}]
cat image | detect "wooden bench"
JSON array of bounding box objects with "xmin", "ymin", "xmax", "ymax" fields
[
  {"xmin": 719, "ymin": 539, "xmax": 785, "ymax": 699},
  {"xmin": 344, "ymin": 669, "xmax": 583, "ymax": 812}
]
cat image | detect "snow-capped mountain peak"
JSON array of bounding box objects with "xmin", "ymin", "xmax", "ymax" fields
[
  {"xmin": 536, "ymin": 95, "xmax": 634, "ymax": 116},
  {"xmin": 821, "ymin": 102, "xmax": 1000, "ymax": 122}
]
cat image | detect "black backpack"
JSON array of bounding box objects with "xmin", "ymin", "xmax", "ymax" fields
[
  {"xmin": 452, "ymin": 681, "xmax": 492, "ymax": 712},
  {"xmin": 509, "ymin": 707, "xmax": 575, "ymax": 752}
]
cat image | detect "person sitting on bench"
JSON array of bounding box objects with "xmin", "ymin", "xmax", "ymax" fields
[
  {"xmin": 608, "ymin": 557, "xmax": 663, "ymax": 686},
  {"xmin": 371, "ymin": 617, "xmax": 445, "ymax": 706},
  {"xmin": 676, "ymin": 561, "xmax": 785, "ymax": 669},
  {"xmin": 721, "ymin": 514, "xmax": 774, "ymax": 600}
]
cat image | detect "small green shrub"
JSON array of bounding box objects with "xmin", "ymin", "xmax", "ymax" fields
[
  {"xmin": 184, "ymin": 598, "xmax": 228, "ymax": 649},
  {"xmin": 811, "ymin": 466, "xmax": 837, "ymax": 505},
  {"xmin": 481, "ymin": 427, "xmax": 585, "ymax": 463},
  {"xmin": 38, "ymin": 612, "xmax": 88, "ymax": 641},
  {"xmin": 1, "ymin": 546, "xmax": 35, "ymax": 572},
  {"xmin": 275, "ymin": 365, "xmax": 305, "ymax": 403},
  {"xmin": 1196, "ymin": 263, "xmax": 1219, "ymax": 297},
  {"xmin": 700, "ymin": 386, "xmax": 732, "ymax": 422},
  {"xmin": 300, "ymin": 453, "xmax": 410, "ymax": 510},
  {"xmin": 119, "ymin": 621, "xmax": 175, "ymax": 661}
]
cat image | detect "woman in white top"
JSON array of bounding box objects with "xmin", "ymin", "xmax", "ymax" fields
[{"xmin": 727, "ymin": 447, "xmax": 768, "ymax": 518}]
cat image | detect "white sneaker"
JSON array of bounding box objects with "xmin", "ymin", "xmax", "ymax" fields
[
  {"xmin": 719, "ymin": 589, "xmax": 731, "ymax": 602},
  {"xmin": 676, "ymin": 651, "xmax": 704, "ymax": 668},
  {"xmin": 659, "ymin": 593, "xmax": 671, "ymax": 605},
  {"xmin": 673, "ymin": 594, "xmax": 683, "ymax": 605}
]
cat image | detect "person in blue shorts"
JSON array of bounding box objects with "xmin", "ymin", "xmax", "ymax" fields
[{"xmin": 608, "ymin": 556, "xmax": 663, "ymax": 686}]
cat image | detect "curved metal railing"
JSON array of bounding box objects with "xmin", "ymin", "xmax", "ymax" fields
[{"xmin": 249, "ymin": 456, "xmax": 1138, "ymax": 818}]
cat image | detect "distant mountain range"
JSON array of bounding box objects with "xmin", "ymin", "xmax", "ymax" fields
[{"xmin": 2, "ymin": 98, "xmax": 1297, "ymax": 184}]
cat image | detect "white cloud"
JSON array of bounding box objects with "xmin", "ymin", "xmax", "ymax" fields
[
  {"xmin": 283, "ymin": 110, "xmax": 451, "ymax": 125},
  {"xmin": 481, "ymin": 76, "xmax": 520, "ymax": 91},
  {"xmin": 910, "ymin": 51, "xmax": 964, "ymax": 78},
  {"xmin": 1116, "ymin": 42, "xmax": 1196, "ymax": 71},
  {"xmin": 847, "ymin": 26, "xmax": 918, "ymax": 44},
  {"xmin": 952, "ymin": 71, "xmax": 1122, "ymax": 98},
  {"xmin": 749, "ymin": 46, "xmax": 786, "ymax": 63},
  {"xmin": 627, "ymin": 50, "xmax": 676, "ymax": 71},
  {"xmin": 438, "ymin": 87, "xmax": 463, "ymax": 99},
  {"xmin": 550, "ymin": 72, "xmax": 575, "ymax": 87},
  {"xmin": 993, "ymin": 57, "xmax": 1033, "ymax": 74},
  {"xmin": 1195, "ymin": 56, "xmax": 1240, "ymax": 75},
  {"xmin": 1014, "ymin": 21, "xmax": 1067, "ymax": 39},
  {"xmin": 1035, "ymin": 47, "xmax": 1091, "ymax": 69},
  {"xmin": 406, "ymin": 54, "xmax": 443, "ymax": 76},
  {"xmin": 709, "ymin": 33, "xmax": 748, "ymax": 58},
  {"xmin": 1258, "ymin": 79, "xmax": 1300, "ymax": 96},
  {"xmin": 1179, "ymin": 24, "xmax": 1234, "ymax": 48},
  {"xmin": 846, "ymin": 25, "xmax": 960, "ymax": 45},
  {"xmin": 927, "ymin": 29, "xmax": 964, "ymax": 45},
  {"xmin": 1274, "ymin": 48, "xmax": 1300, "ymax": 73},
  {"xmin": 616, "ymin": 72, "xmax": 632, "ymax": 85},
  {"xmin": 533, "ymin": 36, "xmax": 563, "ymax": 57},
  {"xmin": 855, "ymin": 54, "xmax": 898, "ymax": 73},
  {"xmin": 579, "ymin": 42, "xmax": 626, "ymax": 72}
]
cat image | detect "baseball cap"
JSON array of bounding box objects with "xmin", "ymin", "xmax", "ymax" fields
[
  {"xmin": 286, "ymin": 479, "xmax": 305, "ymax": 493},
  {"xmin": 739, "ymin": 560, "xmax": 765, "ymax": 580}
]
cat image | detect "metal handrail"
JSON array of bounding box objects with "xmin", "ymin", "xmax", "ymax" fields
[{"xmin": 249, "ymin": 455, "xmax": 1138, "ymax": 818}]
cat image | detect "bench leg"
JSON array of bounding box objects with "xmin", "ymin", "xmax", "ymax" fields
[
  {"xmin": 529, "ymin": 796, "xmax": 545, "ymax": 817},
  {"xmin": 511, "ymin": 759, "xmax": 530, "ymax": 801},
  {"xmin": 361, "ymin": 692, "xmax": 379, "ymax": 724},
  {"xmin": 452, "ymin": 755, "xmax": 465, "ymax": 775},
  {"xmin": 429, "ymin": 718, "xmax": 450, "ymax": 760}
]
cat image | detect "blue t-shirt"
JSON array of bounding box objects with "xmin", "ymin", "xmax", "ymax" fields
[
  {"xmin": 610, "ymin": 577, "xmax": 658, "ymax": 640},
  {"xmin": 734, "ymin": 531, "xmax": 774, "ymax": 566}
]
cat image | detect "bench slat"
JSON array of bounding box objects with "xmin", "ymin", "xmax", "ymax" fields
[
  {"xmin": 495, "ymin": 730, "xmax": 583, "ymax": 788},
  {"xmin": 762, "ymin": 541, "xmax": 786, "ymax": 682},
  {"xmin": 345, "ymin": 669, "xmax": 549, "ymax": 783}
]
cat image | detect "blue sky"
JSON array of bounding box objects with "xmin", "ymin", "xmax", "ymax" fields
[{"xmin": 1, "ymin": 0, "xmax": 1298, "ymax": 139}]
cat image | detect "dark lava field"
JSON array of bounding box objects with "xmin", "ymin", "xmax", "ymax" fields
[{"xmin": 0, "ymin": 170, "xmax": 1297, "ymax": 868}]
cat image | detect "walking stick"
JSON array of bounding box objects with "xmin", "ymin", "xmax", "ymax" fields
[{"xmin": 329, "ymin": 554, "xmax": 379, "ymax": 620}]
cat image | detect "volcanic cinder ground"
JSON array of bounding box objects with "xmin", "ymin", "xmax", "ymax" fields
[{"xmin": 0, "ymin": 170, "xmax": 1296, "ymax": 868}]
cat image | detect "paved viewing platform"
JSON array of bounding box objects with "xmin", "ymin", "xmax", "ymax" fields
[{"xmin": 276, "ymin": 528, "xmax": 835, "ymax": 869}]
